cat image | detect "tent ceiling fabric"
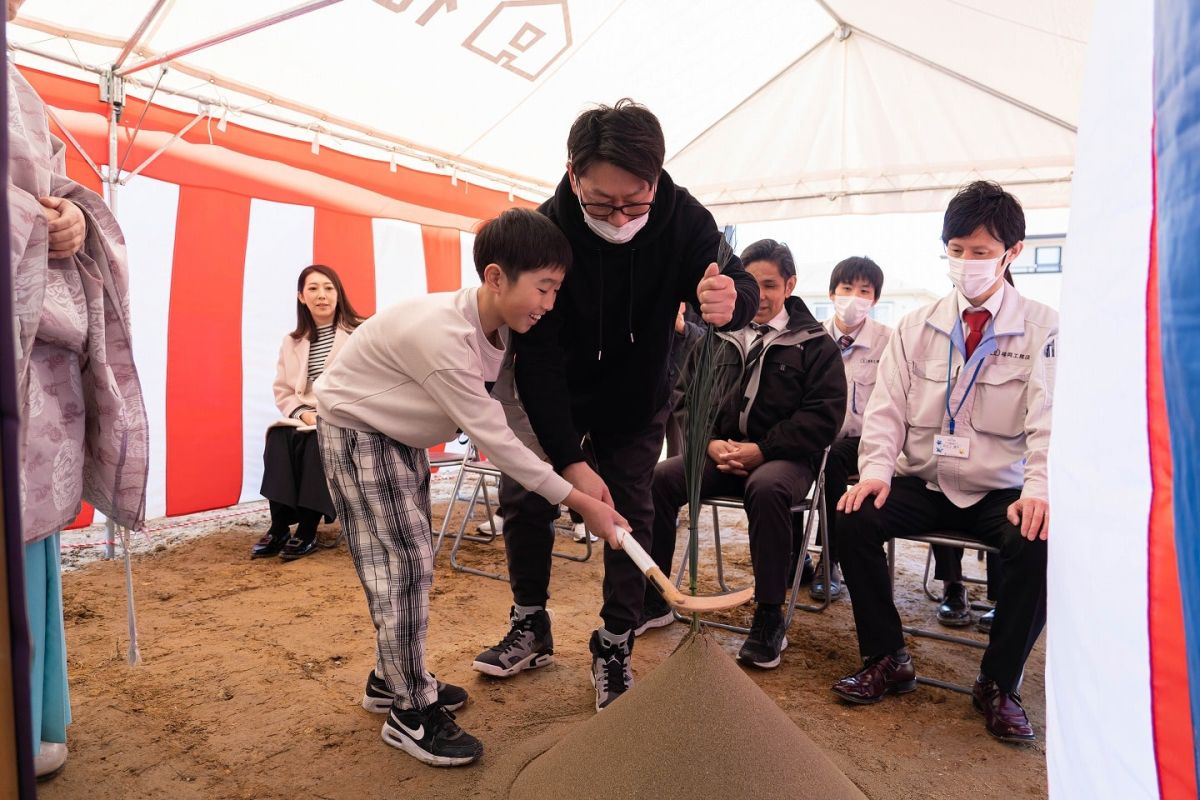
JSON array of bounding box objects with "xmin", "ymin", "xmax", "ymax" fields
[{"xmin": 9, "ymin": 0, "xmax": 1091, "ymax": 221}]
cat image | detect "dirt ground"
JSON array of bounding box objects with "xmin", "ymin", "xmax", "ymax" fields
[{"xmin": 40, "ymin": 500, "xmax": 1047, "ymax": 800}]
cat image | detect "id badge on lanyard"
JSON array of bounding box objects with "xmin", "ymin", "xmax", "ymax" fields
[{"xmin": 939, "ymin": 338, "xmax": 985, "ymax": 459}]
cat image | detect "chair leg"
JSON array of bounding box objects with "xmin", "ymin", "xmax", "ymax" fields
[
  {"xmin": 711, "ymin": 504, "xmax": 733, "ymax": 592},
  {"xmin": 551, "ymin": 527, "xmax": 592, "ymax": 562},
  {"xmin": 922, "ymin": 545, "xmax": 940, "ymax": 601},
  {"xmin": 457, "ymin": 477, "xmax": 499, "ymax": 544},
  {"xmin": 433, "ymin": 463, "xmax": 471, "ymax": 556},
  {"xmin": 669, "ymin": 514, "xmax": 752, "ymax": 633},
  {"xmin": 448, "ymin": 472, "xmax": 507, "ymax": 581},
  {"xmin": 788, "ymin": 475, "xmax": 831, "ymax": 619},
  {"xmin": 889, "ymin": 537, "xmax": 988, "ymax": 693},
  {"xmin": 448, "ymin": 492, "xmax": 508, "ymax": 582},
  {"xmin": 550, "ymin": 501, "xmax": 592, "ymax": 563}
]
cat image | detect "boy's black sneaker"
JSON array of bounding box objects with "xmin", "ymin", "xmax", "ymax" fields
[
  {"xmin": 633, "ymin": 589, "xmax": 675, "ymax": 637},
  {"xmin": 381, "ymin": 702, "xmax": 482, "ymax": 767},
  {"xmin": 737, "ymin": 604, "xmax": 788, "ymax": 669},
  {"xmin": 589, "ymin": 628, "xmax": 634, "ymax": 711},
  {"xmin": 472, "ymin": 606, "xmax": 554, "ymax": 677},
  {"xmin": 362, "ymin": 670, "xmax": 468, "ymax": 713}
]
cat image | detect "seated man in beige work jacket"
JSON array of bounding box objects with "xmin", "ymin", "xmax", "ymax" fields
[{"xmin": 831, "ymin": 181, "xmax": 1056, "ymax": 745}]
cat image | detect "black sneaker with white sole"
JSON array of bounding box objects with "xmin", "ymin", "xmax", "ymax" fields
[
  {"xmin": 381, "ymin": 702, "xmax": 483, "ymax": 767},
  {"xmin": 737, "ymin": 604, "xmax": 788, "ymax": 669},
  {"xmin": 589, "ymin": 628, "xmax": 634, "ymax": 711},
  {"xmin": 471, "ymin": 606, "xmax": 554, "ymax": 678},
  {"xmin": 633, "ymin": 589, "xmax": 675, "ymax": 637},
  {"xmin": 362, "ymin": 670, "xmax": 468, "ymax": 714}
]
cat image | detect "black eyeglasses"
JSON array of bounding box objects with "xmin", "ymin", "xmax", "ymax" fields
[
  {"xmin": 579, "ymin": 199, "xmax": 655, "ymax": 219},
  {"xmin": 575, "ymin": 179, "xmax": 656, "ymax": 219}
]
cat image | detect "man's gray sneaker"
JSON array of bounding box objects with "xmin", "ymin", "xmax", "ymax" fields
[
  {"xmin": 589, "ymin": 628, "xmax": 633, "ymax": 711},
  {"xmin": 381, "ymin": 702, "xmax": 482, "ymax": 767},
  {"xmin": 472, "ymin": 606, "xmax": 555, "ymax": 677},
  {"xmin": 362, "ymin": 670, "xmax": 468, "ymax": 713}
]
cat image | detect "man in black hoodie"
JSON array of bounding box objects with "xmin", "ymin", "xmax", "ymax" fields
[
  {"xmin": 472, "ymin": 99, "xmax": 759, "ymax": 710},
  {"xmin": 649, "ymin": 239, "xmax": 846, "ymax": 669}
]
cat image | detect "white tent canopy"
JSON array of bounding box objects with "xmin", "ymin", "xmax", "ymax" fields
[{"xmin": 9, "ymin": 0, "xmax": 1090, "ymax": 222}]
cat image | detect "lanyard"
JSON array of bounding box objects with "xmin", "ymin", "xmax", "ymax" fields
[
  {"xmin": 840, "ymin": 341, "xmax": 858, "ymax": 414},
  {"xmin": 944, "ymin": 337, "xmax": 985, "ymax": 435}
]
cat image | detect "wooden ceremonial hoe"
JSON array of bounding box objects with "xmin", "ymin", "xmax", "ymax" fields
[{"xmin": 613, "ymin": 528, "xmax": 754, "ymax": 613}]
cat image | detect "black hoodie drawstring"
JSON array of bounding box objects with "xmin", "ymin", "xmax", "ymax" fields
[
  {"xmin": 628, "ymin": 249, "xmax": 636, "ymax": 344},
  {"xmin": 595, "ymin": 247, "xmax": 638, "ymax": 360},
  {"xmin": 596, "ymin": 248, "xmax": 604, "ymax": 361}
]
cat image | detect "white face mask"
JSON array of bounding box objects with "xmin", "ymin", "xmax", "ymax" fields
[
  {"xmin": 579, "ymin": 201, "xmax": 650, "ymax": 244},
  {"xmin": 832, "ymin": 295, "xmax": 872, "ymax": 330},
  {"xmin": 947, "ymin": 252, "xmax": 1007, "ymax": 299}
]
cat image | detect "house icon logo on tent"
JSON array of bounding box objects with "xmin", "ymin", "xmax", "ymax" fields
[{"xmin": 463, "ymin": 0, "xmax": 573, "ymax": 82}]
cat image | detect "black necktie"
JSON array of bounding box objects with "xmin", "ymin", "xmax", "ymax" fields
[
  {"xmin": 745, "ymin": 324, "xmax": 771, "ymax": 371},
  {"xmin": 837, "ymin": 334, "xmax": 854, "ymax": 350},
  {"xmin": 740, "ymin": 324, "xmax": 772, "ymax": 402}
]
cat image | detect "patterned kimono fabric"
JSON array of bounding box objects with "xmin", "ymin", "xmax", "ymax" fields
[{"xmin": 8, "ymin": 61, "xmax": 148, "ymax": 746}]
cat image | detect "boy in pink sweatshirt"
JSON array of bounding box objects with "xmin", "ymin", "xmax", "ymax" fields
[{"xmin": 315, "ymin": 208, "xmax": 626, "ymax": 767}]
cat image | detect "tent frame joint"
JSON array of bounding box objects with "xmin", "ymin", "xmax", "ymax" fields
[{"xmin": 99, "ymin": 68, "xmax": 124, "ymax": 122}]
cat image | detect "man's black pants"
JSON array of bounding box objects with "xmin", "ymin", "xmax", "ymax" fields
[
  {"xmin": 498, "ymin": 410, "xmax": 668, "ymax": 635},
  {"xmin": 838, "ymin": 476, "xmax": 1046, "ymax": 692},
  {"xmin": 816, "ymin": 435, "xmax": 861, "ymax": 565},
  {"xmin": 651, "ymin": 455, "xmax": 815, "ymax": 607}
]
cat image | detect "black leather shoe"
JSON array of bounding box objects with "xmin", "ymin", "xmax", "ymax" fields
[
  {"xmin": 809, "ymin": 560, "xmax": 843, "ymax": 601},
  {"xmin": 251, "ymin": 528, "xmax": 290, "ymax": 559},
  {"xmin": 937, "ymin": 581, "xmax": 972, "ymax": 627},
  {"xmin": 976, "ymin": 608, "xmax": 995, "ymax": 633},
  {"xmin": 279, "ymin": 532, "xmax": 318, "ymax": 561}
]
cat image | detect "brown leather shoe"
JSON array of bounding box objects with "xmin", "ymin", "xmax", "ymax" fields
[
  {"xmin": 972, "ymin": 677, "xmax": 1036, "ymax": 742},
  {"xmin": 831, "ymin": 654, "xmax": 917, "ymax": 704}
]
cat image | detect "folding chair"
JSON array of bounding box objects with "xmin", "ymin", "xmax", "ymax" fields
[
  {"xmin": 671, "ymin": 448, "xmax": 830, "ymax": 634},
  {"xmin": 437, "ymin": 444, "xmax": 593, "ymax": 581},
  {"xmin": 887, "ymin": 532, "xmax": 1000, "ymax": 693},
  {"xmin": 918, "ymin": 542, "xmax": 994, "ymax": 613},
  {"xmin": 429, "ymin": 445, "xmax": 472, "ymax": 555}
]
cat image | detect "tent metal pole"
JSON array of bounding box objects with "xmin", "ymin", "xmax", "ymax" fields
[
  {"xmin": 118, "ymin": 67, "xmax": 167, "ymax": 173},
  {"xmin": 702, "ymin": 173, "xmax": 1074, "ymax": 210},
  {"xmin": 41, "ymin": 106, "xmax": 104, "ymax": 180},
  {"xmin": 101, "ymin": 68, "xmax": 124, "ymax": 215},
  {"xmin": 113, "ymin": 0, "xmax": 171, "ymax": 70},
  {"xmin": 116, "ymin": 0, "xmax": 345, "ymax": 78},
  {"xmin": 107, "ymin": 112, "xmax": 118, "ymax": 216},
  {"xmin": 850, "ymin": 27, "xmax": 1077, "ymax": 133},
  {"xmin": 811, "ymin": 0, "xmax": 847, "ymax": 26},
  {"xmin": 120, "ymin": 109, "xmax": 207, "ymax": 184},
  {"xmin": 12, "ymin": 38, "xmax": 552, "ymax": 194}
]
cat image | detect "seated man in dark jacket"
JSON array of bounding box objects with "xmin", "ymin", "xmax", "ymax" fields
[{"xmin": 648, "ymin": 239, "xmax": 847, "ymax": 668}]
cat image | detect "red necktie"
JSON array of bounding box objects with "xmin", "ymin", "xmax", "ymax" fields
[{"xmin": 963, "ymin": 309, "xmax": 992, "ymax": 358}]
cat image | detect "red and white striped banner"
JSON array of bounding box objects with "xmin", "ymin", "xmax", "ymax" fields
[{"xmin": 24, "ymin": 66, "xmax": 516, "ymax": 526}]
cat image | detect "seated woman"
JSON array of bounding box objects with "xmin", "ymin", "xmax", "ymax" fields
[{"xmin": 253, "ymin": 264, "xmax": 364, "ymax": 560}]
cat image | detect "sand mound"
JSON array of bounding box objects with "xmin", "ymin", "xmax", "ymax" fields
[{"xmin": 509, "ymin": 632, "xmax": 867, "ymax": 800}]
